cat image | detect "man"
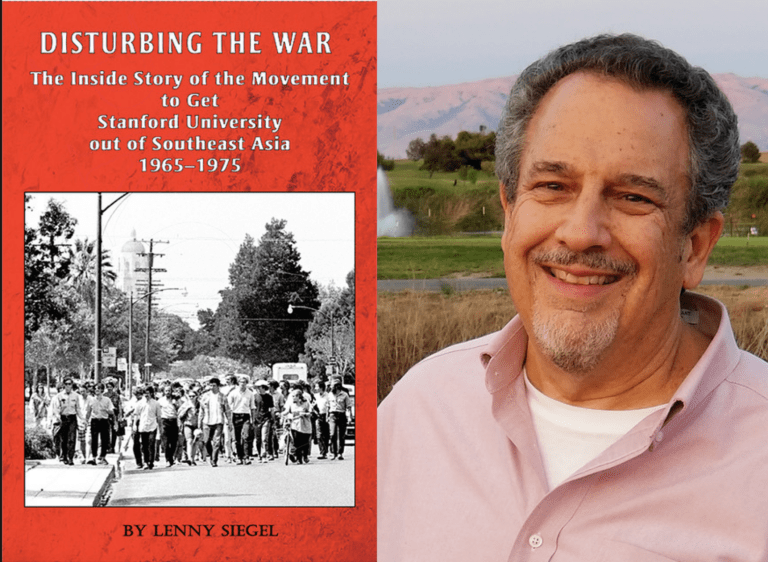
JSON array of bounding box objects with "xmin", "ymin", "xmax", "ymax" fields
[
  {"xmin": 221, "ymin": 375, "xmax": 238, "ymax": 462},
  {"xmin": 378, "ymin": 34, "xmax": 768, "ymax": 561},
  {"xmin": 199, "ymin": 377, "xmax": 230, "ymax": 467},
  {"xmin": 134, "ymin": 385, "xmax": 162, "ymax": 470},
  {"xmin": 157, "ymin": 383, "xmax": 181, "ymax": 467},
  {"xmin": 85, "ymin": 382, "xmax": 114, "ymax": 465},
  {"xmin": 327, "ymin": 377, "xmax": 350, "ymax": 460},
  {"xmin": 253, "ymin": 380, "xmax": 275, "ymax": 462},
  {"xmin": 228, "ymin": 376, "xmax": 255, "ymax": 464},
  {"xmin": 103, "ymin": 379, "xmax": 122, "ymax": 453},
  {"xmin": 312, "ymin": 381, "xmax": 330, "ymax": 459},
  {"xmin": 269, "ymin": 380, "xmax": 285, "ymax": 455},
  {"xmin": 123, "ymin": 386, "xmax": 145, "ymax": 468},
  {"xmin": 49, "ymin": 378, "xmax": 82, "ymax": 465}
]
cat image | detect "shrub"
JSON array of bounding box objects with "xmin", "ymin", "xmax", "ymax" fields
[
  {"xmin": 467, "ymin": 168, "xmax": 479, "ymax": 184},
  {"xmin": 377, "ymin": 151, "xmax": 395, "ymax": 171},
  {"xmin": 25, "ymin": 427, "xmax": 56, "ymax": 460}
]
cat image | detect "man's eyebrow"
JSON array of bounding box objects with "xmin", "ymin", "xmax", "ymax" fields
[
  {"xmin": 616, "ymin": 173, "xmax": 668, "ymax": 198},
  {"xmin": 530, "ymin": 161, "xmax": 572, "ymax": 175}
]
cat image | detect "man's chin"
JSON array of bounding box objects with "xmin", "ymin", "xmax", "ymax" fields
[{"xmin": 531, "ymin": 308, "xmax": 619, "ymax": 375}]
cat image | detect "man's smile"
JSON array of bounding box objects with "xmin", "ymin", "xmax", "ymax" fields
[{"xmin": 545, "ymin": 266, "xmax": 619, "ymax": 286}]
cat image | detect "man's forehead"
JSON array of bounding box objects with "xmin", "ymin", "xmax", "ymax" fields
[{"xmin": 519, "ymin": 73, "xmax": 689, "ymax": 187}]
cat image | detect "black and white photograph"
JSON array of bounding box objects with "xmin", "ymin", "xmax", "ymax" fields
[{"xmin": 24, "ymin": 191, "xmax": 356, "ymax": 507}]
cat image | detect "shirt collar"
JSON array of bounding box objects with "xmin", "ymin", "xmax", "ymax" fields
[{"xmin": 480, "ymin": 292, "xmax": 739, "ymax": 423}]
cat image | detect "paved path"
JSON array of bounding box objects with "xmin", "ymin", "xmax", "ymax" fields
[
  {"xmin": 108, "ymin": 443, "xmax": 355, "ymax": 507},
  {"xmin": 25, "ymin": 455, "xmax": 116, "ymax": 507},
  {"xmin": 379, "ymin": 267, "xmax": 768, "ymax": 292}
]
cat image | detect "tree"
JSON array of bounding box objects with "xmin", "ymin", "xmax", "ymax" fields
[
  {"xmin": 214, "ymin": 219, "xmax": 320, "ymax": 366},
  {"xmin": 24, "ymin": 197, "xmax": 77, "ymax": 339},
  {"xmin": 420, "ymin": 134, "xmax": 461, "ymax": 177},
  {"xmin": 455, "ymin": 130, "xmax": 496, "ymax": 170},
  {"xmin": 302, "ymin": 270, "xmax": 355, "ymax": 383},
  {"xmin": 25, "ymin": 319, "xmax": 73, "ymax": 389},
  {"xmin": 741, "ymin": 141, "xmax": 761, "ymax": 163},
  {"xmin": 406, "ymin": 138, "xmax": 426, "ymax": 161},
  {"xmin": 66, "ymin": 238, "xmax": 117, "ymax": 309}
]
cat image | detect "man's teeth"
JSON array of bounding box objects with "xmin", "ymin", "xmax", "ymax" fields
[{"xmin": 551, "ymin": 268, "xmax": 614, "ymax": 285}]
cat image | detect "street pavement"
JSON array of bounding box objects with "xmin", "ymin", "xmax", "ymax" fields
[{"xmin": 108, "ymin": 441, "xmax": 355, "ymax": 507}]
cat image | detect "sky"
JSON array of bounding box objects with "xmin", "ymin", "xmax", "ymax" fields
[
  {"xmin": 378, "ymin": 0, "xmax": 768, "ymax": 88},
  {"xmin": 25, "ymin": 192, "xmax": 355, "ymax": 330}
]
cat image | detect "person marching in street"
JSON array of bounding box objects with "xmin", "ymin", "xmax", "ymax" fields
[
  {"xmin": 199, "ymin": 377, "xmax": 231, "ymax": 468},
  {"xmin": 135, "ymin": 385, "xmax": 162, "ymax": 470},
  {"xmin": 253, "ymin": 380, "xmax": 275, "ymax": 462},
  {"xmin": 76, "ymin": 382, "xmax": 92, "ymax": 464},
  {"xmin": 104, "ymin": 379, "xmax": 123, "ymax": 454},
  {"xmin": 178, "ymin": 386, "xmax": 200, "ymax": 465},
  {"xmin": 228, "ymin": 375, "xmax": 256, "ymax": 465},
  {"xmin": 269, "ymin": 380, "xmax": 285, "ymax": 455},
  {"xmin": 286, "ymin": 388, "xmax": 312, "ymax": 464},
  {"xmin": 123, "ymin": 385, "xmax": 145, "ymax": 468},
  {"xmin": 328, "ymin": 376, "xmax": 351, "ymax": 460},
  {"xmin": 313, "ymin": 381, "xmax": 331, "ymax": 459},
  {"xmin": 85, "ymin": 382, "xmax": 114, "ymax": 465},
  {"xmin": 50, "ymin": 377, "xmax": 82, "ymax": 466},
  {"xmin": 222, "ymin": 375, "xmax": 238, "ymax": 463},
  {"xmin": 158, "ymin": 382, "xmax": 181, "ymax": 467}
]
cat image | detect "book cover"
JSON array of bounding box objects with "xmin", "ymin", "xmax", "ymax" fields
[{"xmin": 3, "ymin": 2, "xmax": 376, "ymax": 560}]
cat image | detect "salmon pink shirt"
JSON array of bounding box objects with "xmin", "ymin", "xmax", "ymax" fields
[{"xmin": 378, "ymin": 293, "xmax": 768, "ymax": 562}]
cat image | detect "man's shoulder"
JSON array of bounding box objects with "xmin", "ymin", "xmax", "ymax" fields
[
  {"xmin": 402, "ymin": 331, "xmax": 497, "ymax": 384},
  {"xmin": 726, "ymin": 349, "xmax": 768, "ymax": 402},
  {"xmin": 380, "ymin": 330, "xmax": 501, "ymax": 414}
]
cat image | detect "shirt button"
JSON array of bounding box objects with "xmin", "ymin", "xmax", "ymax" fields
[
  {"xmin": 655, "ymin": 431, "xmax": 664, "ymax": 443},
  {"xmin": 529, "ymin": 534, "xmax": 543, "ymax": 549}
]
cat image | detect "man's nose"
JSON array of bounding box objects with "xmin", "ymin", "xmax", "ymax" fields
[{"xmin": 554, "ymin": 189, "xmax": 611, "ymax": 252}]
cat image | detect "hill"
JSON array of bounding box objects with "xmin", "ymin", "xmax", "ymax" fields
[{"xmin": 378, "ymin": 74, "xmax": 768, "ymax": 159}]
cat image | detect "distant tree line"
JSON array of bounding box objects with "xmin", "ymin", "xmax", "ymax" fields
[
  {"xmin": 407, "ymin": 129, "xmax": 496, "ymax": 177},
  {"xmin": 377, "ymin": 151, "xmax": 395, "ymax": 171}
]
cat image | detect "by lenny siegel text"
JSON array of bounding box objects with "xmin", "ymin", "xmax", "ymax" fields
[{"xmin": 124, "ymin": 524, "xmax": 279, "ymax": 538}]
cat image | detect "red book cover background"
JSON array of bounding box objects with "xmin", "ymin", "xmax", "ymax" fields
[{"xmin": 2, "ymin": 2, "xmax": 376, "ymax": 560}]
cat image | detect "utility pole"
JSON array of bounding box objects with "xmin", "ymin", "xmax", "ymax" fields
[
  {"xmin": 128, "ymin": 292, "xmax": 133, "ymax": 394},
  {"xmin": 135, "ymin": 238, "xmax": 167, "ymax": 382},
  {"xmin": 95, "ymin": 194, "xmax": 102, "ymax": 382},
  {"xmin": 94, "ymin": 192, "xmax": 128, "ymax": 382}
]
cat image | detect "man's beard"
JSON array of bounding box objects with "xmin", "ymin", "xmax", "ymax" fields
[
  {"xmin": 529, "ymin": 248, "xmax": 636, "ymax": 374},
  {"xmin": 532, "ymin": 301, "xmax": 620, "ymax": 374}
]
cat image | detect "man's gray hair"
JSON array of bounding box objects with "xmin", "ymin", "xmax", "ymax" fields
[{"xmin": 495, "ymin": 34, "xmax": 740, "ymax": 233}]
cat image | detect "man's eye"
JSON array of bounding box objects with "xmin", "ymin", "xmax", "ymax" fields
[{"xmin": 622, "ymin": 193, "xmax": 654, "ymax": 204}]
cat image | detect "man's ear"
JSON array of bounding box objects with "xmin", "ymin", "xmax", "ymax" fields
[
  {"xmin": 682, "ymin": 211, "xmax": 724, "ymax": 289},
  {"xmin": 499, "ymin": 183, "xmax": 510, "ymax": 212}
]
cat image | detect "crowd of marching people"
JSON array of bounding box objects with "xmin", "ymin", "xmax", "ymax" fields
[{"xmin": 28, "ymin": 374, "xmax": 353, "ymax": 470}]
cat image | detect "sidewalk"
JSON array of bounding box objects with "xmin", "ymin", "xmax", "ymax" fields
[{"xmin": 25, "ymin": 453, "xmax": 119, "ymax": 507}]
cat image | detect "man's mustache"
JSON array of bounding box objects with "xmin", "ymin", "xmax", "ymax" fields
[{"xmin": 531, "ymin": 248, "xmax": 637, "ymax": 277}]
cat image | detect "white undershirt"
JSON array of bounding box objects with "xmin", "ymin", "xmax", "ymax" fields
[{"xmin": 524, "ymin": 370, "xmax": 665, "ymax": 490}]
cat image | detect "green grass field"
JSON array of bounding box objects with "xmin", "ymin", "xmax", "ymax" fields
[
  {"xmin": 378, "ymin": 236, "xmax": 504, "ymax": 279},
  {"xmin": 709, "ymin": 236, "xmax": 768, "ymax": 266},
  {"xmin": 377, "ymin": 235, "xmax": 768, "ymax": 279}
]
